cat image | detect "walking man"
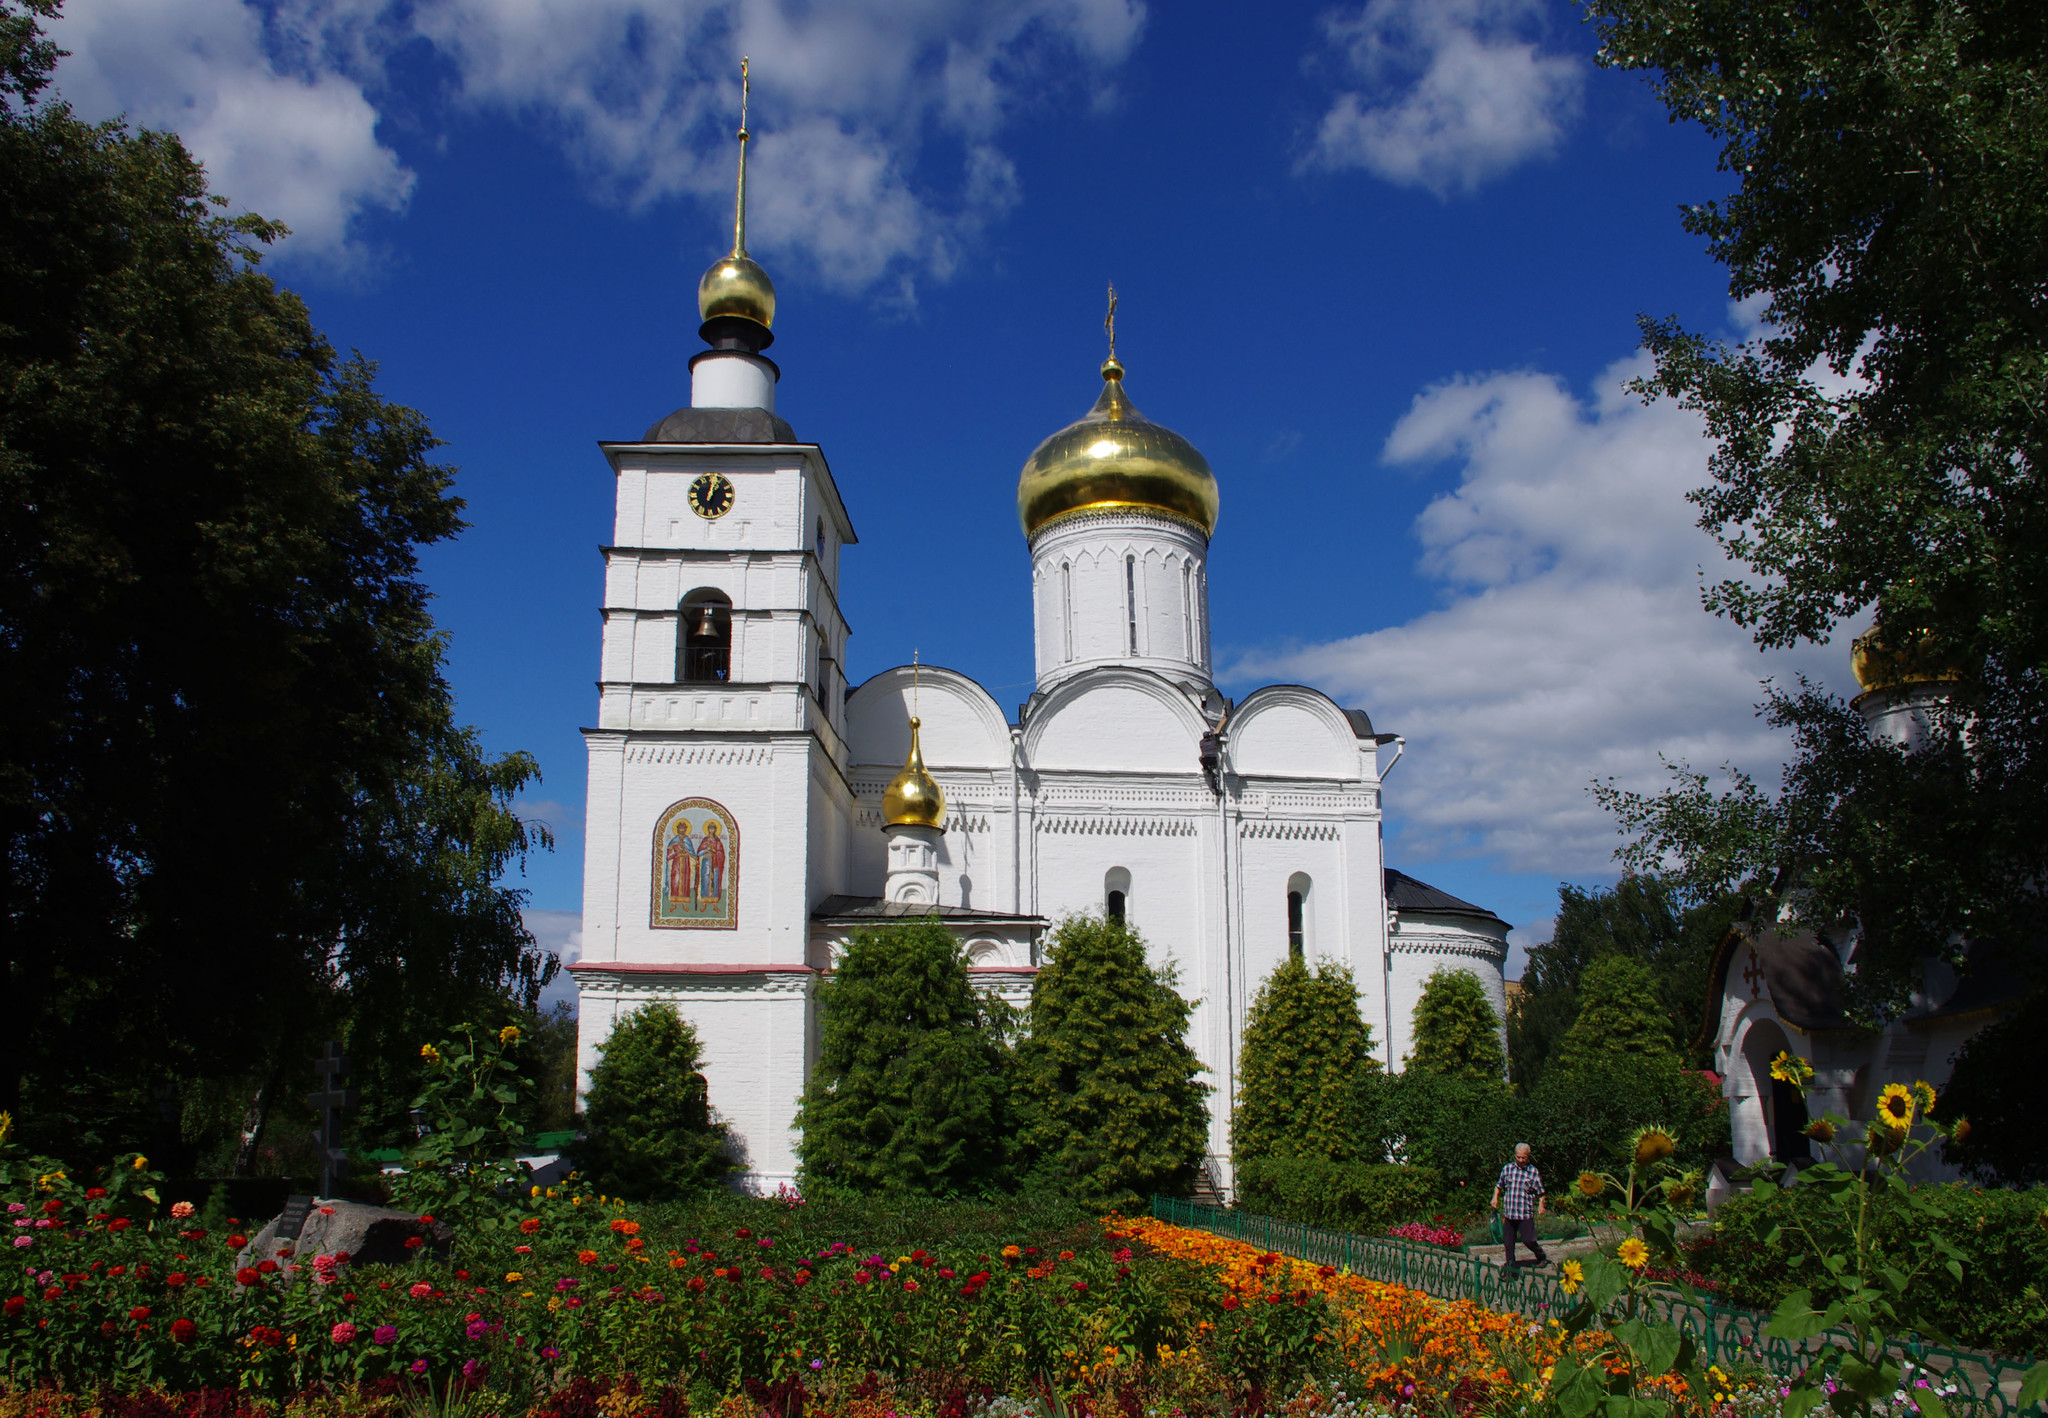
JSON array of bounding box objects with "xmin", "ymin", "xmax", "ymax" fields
[{"xmin": 1491, "ymin": 1142, "xmax": 1548, "ymax": 1270}]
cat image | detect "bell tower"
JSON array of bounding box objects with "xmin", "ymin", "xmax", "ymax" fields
[{"xmin": 572, "ymin": 60, "xmax": 859, "ymax": 1191}]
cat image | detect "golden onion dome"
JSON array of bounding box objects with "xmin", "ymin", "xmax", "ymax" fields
[
  {"xmin": 698, "ymin": 253, "xmax": 776, "ymax": 331},
  {"xmin": 882, "ymin": 717, "xmax": 946, "ymax": 829},
  {"xmin": 1850, "ymin": 628, "xmax": 1973, "ymax": 694},
  {"xmin": 1017, "ymin": 358, "xmax": 1220, "ymax": 539}
]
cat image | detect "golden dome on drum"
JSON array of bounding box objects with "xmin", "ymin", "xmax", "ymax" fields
[
  {"xmin": 698, "ymin": 253, "xmax": 776, "ymax": 330},
  {"xmin": 1017, "ymin": 358, "xmax": 1220, "ymax": 539},
  {"xmin": 882, "ymin": 717, "xmax": 946, "ymax": 829},
  {"xmin": 1851, "ymin": 628, "xmax": 1973, "ymax": 694}
]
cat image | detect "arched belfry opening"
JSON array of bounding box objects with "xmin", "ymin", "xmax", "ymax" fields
[
  {"xmin": 1105, "ymin": 866, "xmax": 1131, "ymax": 925},
  {"xmin": 679, "ymin": 589, "xmax": 733, "ymax": 682},
  {"xmin": 1287, "ymin": 872, "xmax": 1312, "ymax": 958}
]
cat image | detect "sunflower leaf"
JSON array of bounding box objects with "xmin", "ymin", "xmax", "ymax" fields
[{"xmin": 2016, "ymin": 1361, "xmax": 2048, "ymax": 1410}]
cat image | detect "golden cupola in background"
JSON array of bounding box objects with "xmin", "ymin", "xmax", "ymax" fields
[
  {"xmin": 1016, "ymin": 354, "xmax": 1220, "ymax": 539},
  {"xmin": 697, "ymin": 57, "xmax": 777, "ymax": 342},
  {"xmin": 1850, "ymin": 627, "xmax": 1973, "ymax": 697},
  {"xmin": 882, "ymin": 717, "xmax": 946, "ymax": 829}
]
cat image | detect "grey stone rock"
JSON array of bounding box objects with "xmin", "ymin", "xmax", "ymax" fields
[{"xmin": 237, "ymin": 1198, "xmax": 451, "ymax": 1284}]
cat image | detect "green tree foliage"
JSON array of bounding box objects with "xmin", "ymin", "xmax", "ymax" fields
[
  {"xmin": 1581, "ymin": 0, "xmax": 2048, "ymax": 1012},
  {"xmin": 1553, "ymin": 954, "xmax": 1679, "ymax": 1073},
  {"xmin": 1938, "ymin": 988, "xmax": 2048, "ymax": 1187},
  {"xmin": 1232, "ymin": 957, "xmax": 1379, "ymax": 1167},
  {"xmin": 0, "ymin": 0, "xmax": 551, "ymax": 1162},
  {"xmin": 1509, "ymin": 876, "xmax": 1736, "ymax": 1089},
  {"xmin": 1406, "ymin": 968, "xmax": 1505, "ymax": 1082},
  {"xmin": 796, "ymin": 919, "xmax": 1010, "ymax": 1197},
  {"xmin": 1012, "ymin": 915, "xmax": 1210, "ymax": 1210},
  {"xmin": 575, "ymin": 1004, "xmax": 734, "ymax": 1202}
]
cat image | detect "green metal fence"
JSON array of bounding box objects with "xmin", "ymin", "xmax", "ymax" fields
[{"xmin": 1150, "ymin": 1196, "xmax": 2044, "ymax": 1418}]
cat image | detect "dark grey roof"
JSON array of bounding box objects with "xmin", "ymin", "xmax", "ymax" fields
[
  {"xmin": 1757, "ymin": 930, "xmax": 1855, "ymax": 1031},
  {"xmin": 811, "ymin": 894, "xmax": 1045, "ymax": 925},
  {"xmin": 1384, "ymin": 868, "xmax": 1505, "ymax": 924},
  {"xmin": 1343, "ymin": 708, "xmax": 1375, "ymax": 739},
  {"xmin": 642, "ymin": 406, "xmax": 798, "ymax": 444}
]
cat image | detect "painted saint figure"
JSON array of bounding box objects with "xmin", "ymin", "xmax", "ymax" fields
[
  {"xmin": 666, "ymin": 820, "xmax": 699, "ymax": 909},
  {"xmin": 698, "ymin": 820, "xmax": 726, "ymax": 903}
]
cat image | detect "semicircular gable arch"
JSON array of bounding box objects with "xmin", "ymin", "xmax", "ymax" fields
[
  {"xmin": 846, "ymin": 664, "xmax": 1010, "ymax": 769},
  {"xmin": 1229, "ymin": 684, "xmax": 1365, "ymax": 781},
  {"xmin": 1021, "ymin": 666, "xmax": 1209, "ymax": 773}
]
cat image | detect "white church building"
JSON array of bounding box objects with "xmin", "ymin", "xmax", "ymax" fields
[{"xmin": 568, "ymin": 131, "xmax": 1509, "ymax": 1194}]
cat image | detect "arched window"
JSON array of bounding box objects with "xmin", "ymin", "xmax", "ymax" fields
[
  {"xmin": 1061, "ymin": 561, "xmax": 1074, "ymax": 663},
  {"xmin": 1105, "ymin": 866, "xmax": 1131, "ymax": 924},
  {"xmin": 1181, "ymin": 561, "xmax": 1194, "ymax": 660},
  {"xmin": 1125, "ymin": 555, "xmax": 1139, "ymax": 655},
  {"xmin": 678, "ymin": 589, "xmax": 733, "ymax": 682},
  {"xmin": 1286, "ymin": 872, "xmax": 1312, "ymax": 958},
  {"xmin": 816, "ymin": 517, "xmax": 827, "ymax": 563}
]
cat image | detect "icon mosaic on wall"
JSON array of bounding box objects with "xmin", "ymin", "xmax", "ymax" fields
[{"xmin": 651, "ymin": 797, "xmax": 739, "ymax": 929}]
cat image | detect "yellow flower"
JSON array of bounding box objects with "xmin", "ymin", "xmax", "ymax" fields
[
  {"xmin": 1876, "ymin": 1083, "xmax": 1916, "ymax": 1133},
  {"xmin": 1617, "ymin": 1238, "xmax": 1650, "ymax": 1270},
  {"xmin": 505, "ymin": 1271, "xmax": 523, "ymax": 1283},
  {"xmin": 1576, "ymin": 1172, "xmax": 1603, "ymax": 1198},
  {"xmin": 1631, "ymin": 1126, "xmax": 1678, "ymax": 1167},
  {"xmin": 1559, "ymin": 1260, "xmax": 1584, "ymax": 1295},
  {"xmin": 1951, "ymin": 1118, "xmax": 1972, "ymax": 1147},
  {"xmin": 0, "ymin": 1112, "xmax": 12, "ymax": 1144},
  {"xmin": 499, "ymin": 1025, "xmax": 521, "ymax": 1045},
  {"xmin": 1911, "ymin": 1080, "xmax": 1936, "ymax": 1116},
  {"xmin": 132, "ymin": 1156, "xmax": 147, "ymax": 1171},
  {"xmin": 1001, "ymin": 1245, "xmax": 1021, "ymax": 1259},
  {"xmin": 420, "ymin": 1044, "xmax": 440, "ymax": 1062},
  {"xmin": 1770, "ymin": 1051, "xmax": 1814, "ymax": 1087},
  {"xmin": 530, "ymin": 1186, "xmax": 541, "ymax": 1198}
]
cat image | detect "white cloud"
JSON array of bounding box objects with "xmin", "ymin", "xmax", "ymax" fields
[
  {"xmin": 47, "ymin": 0, "xmax": 1142, "ymax": 291},
  {"xmin": 1305, "ymin": 0, "xmax": 1582, "ymax": 197},
  {"xmin": 47, "ymin": 0, "xmax": 413, "ymax": 267},
  {"xmin": 1231, "ymin": 349, "xmax": 1854, "ymax": 877},
  {"xmin": 525, "ymin": 908, "xmax": 583, "ymax": 1015}
]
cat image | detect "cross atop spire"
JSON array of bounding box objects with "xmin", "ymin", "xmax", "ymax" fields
[
  {"xmin": 1104, "ymin": 281, "xmax": 1118, "ymax": 361},
  {"xmin": 732, "ymin": 56, "xmax": 752, "ymax": 257}
]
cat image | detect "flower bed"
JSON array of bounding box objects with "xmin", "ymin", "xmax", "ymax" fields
[{"xmin": 1385, "ymin": 1222, "xmax": 1464, "ymax": 1248}]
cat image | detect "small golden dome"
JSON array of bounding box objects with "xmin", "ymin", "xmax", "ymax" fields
[
  {"xmin": 1017, "ymin": 359, "xmax": 1220, "ymax": 539},
  {"xmin": 882, "ymin": 717, "xmax": 946, "ymax": 829},
  {"xmin": 698, "ymin": 253, "xmax": 776, "ymax": 330},
  {"xmin": 1851, "ymin": 628, "xmax": 1972, "ymax": 694}
]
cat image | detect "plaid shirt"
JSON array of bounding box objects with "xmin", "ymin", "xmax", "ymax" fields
[{"xmin": 1496, "ymin": 1160, "xmax": 1544, "ymax": 1220}]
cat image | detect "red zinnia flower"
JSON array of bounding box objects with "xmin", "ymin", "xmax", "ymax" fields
[
  {"xmin": 235, "ymin": 1269, "xmax": 260, "ymax": 1287},
  {"xmin": 170, "ymin": 1319, "xmax": 197, "ymax": 1343},
  {"xmin": 256, "ymin": 1260, "xmax": 278, "ymax": 1274},
  {"xmin": 1221, "ymin": 1295, "xmax": 1240, "ymax": 1310},
  {"xmin": 108, "ymin": 1218, "xmax": 131, "ymax": 1231},
  {"xmin": 686, "ymin": 1277, "xmax": 705, "ymax": 1292},
  {"xmin": 226, "ymin": 1235, "xmax": 247, "ymax": 1249},
  {"xmin": 41, "ymin": 1201, "xmax": 60, "ymax": 1215},
  {"xmin": 85, "ymin": 1188, "xmax": 107, "ymax": 1201},
  {"xmin": 165, "ymin": 1274, "xmax": 186, "ymax": 1287},
  {"xmin": 129, "ymin": 1307, "xmax": 150, "ymax": 1322},
  {"xmin": 3, "ymin": 1297, "xmax": 24, "ymax": 1318}
]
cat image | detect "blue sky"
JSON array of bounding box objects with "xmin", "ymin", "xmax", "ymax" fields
[{"xmin": 47, "ymin": 0, "xmax": 1857, "ymax": 981}]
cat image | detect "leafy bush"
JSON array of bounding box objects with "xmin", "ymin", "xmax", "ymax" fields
[
  {"xmin": 1231, "ymin": 958, "xmax": 1379, "ymax": 1168},
  {"xmin": 1406, "ymin": 969, "xmax": 1504, "ymax": 1081},
  {"xmin": 573, "ymin": 1003, "xmax": 733, "ymax": 1201},
  {"xmin": 1013, "ymin": 916, "xmax": 1210, "ymax": 1209},
  {"xmin": 1552, "ymin": 954, "xmax": 1680, "ymax": 1072},
  {"xmin": 1941, "ymin": 988, "xmax": 2048, "ymax": 1187},
  {"xmin": 1233, "ymin": 1156, "xmax": 1443, "ymax": 1233},
  {"xmin": 1360, "ymin": 1058, "xmax": 1727, "ymax": 1202},
  {"xmin": 795, "ymin": 919, "xmax": 1012, "ymax": 1197},
  {"xmin": 1700, "ymin": 1180, "xmax": 2048, "ymax": 1358}
]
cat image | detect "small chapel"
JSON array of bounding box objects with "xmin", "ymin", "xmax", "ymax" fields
[{"xmin": 567, "ymin": 115, "xmax": 1509, "ymax": 1195}]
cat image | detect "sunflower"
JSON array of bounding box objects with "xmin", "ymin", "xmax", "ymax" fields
[
  {"xmin": 1950, "ymin": 1118, "xmax": 1971, "ymax": 1147},
  {"xmin": 1631, "ymin": 1125, "xmax": 1679, "ymax": 1167},
  {"xmin": 1802, "ymin": 1118, "xmax": 1836, "ymax": 1144},
  {"xmin": 1617, "ymin": 1237, "xmax": 1650, "ymax": 1270},
  {"xmin": 1576, "ymin": 1171, "xmax": 1604, "ymax": 1199},
  {"xmin": 1876, "ymin": 1083, "xmax": 1916, "ymax": 1133},
  {"xmin": 1911, "ymin": 1081, "xmax": 1936, "ymax": 1116},
  {"xmin": 1559, "ymin": 1260, "xmax": 1584, "ymax": 1295},
  {"xmin": 1770, "ymin": 1051, "xmax": 1814, "ymax": 1087}
]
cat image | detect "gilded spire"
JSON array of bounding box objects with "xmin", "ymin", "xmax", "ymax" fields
[
  {"xmin": 698, "ymin": 56, "xmax": 777, "ymax": 333},
  {"xmin": 882, "ymin": 716, "xmax": 946, "ymax": 829},
  {"xmin": 732, "ymin": 55, "xmax": 751, "ymax": 257}
]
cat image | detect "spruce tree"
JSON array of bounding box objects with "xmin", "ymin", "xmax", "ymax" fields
[
  {"xmin": 1553, "ymin": 954, "xmax": 1679, "ymax": 1072},
  {"xmin": 1013, "ymin": 916, "xmax": 1210, "ymax": 1209},
  {"xmin": 1233, "ymin": 957, "xmax": 1380, "ymax": 1166},
  {"xmin": 574, "ymin": 1003, "xmax": 733, "ymax": 1201},
  {"xmin": 1407, "ymin": 967, "xmax": 1506, "ymax": 1082},
  {"xmin": 795, "ymin": 919, "xmax": 1011, "ymax": 1197}
]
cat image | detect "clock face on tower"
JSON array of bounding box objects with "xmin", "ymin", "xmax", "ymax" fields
[{"xmin": 688, "ymin": 472, "xmax": 736, "ymax": 519}]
